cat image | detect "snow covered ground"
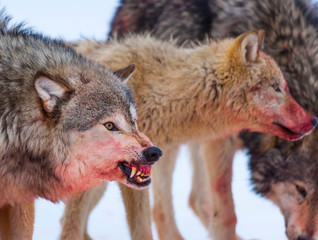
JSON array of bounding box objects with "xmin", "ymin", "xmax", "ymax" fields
[{"xmin": 2, "ymin": 1, "xmax": 288, "ymax": 239}]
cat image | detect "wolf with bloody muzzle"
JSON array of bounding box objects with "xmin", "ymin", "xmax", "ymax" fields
[{"xmin": 0, "ymin": 10, "xmax": 161, "ymax": 240}]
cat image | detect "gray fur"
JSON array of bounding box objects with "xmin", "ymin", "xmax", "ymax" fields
[
  {"xmin": 246, "ymin": 133, "xmax": 318, "ymax": 194},
  {"xmin": 0, "ymin": 10, "xmax": 135, "ymax": 204},
  {"xmin": 109, "ymin": 0, "xmax": 212, "ymax": 44}
]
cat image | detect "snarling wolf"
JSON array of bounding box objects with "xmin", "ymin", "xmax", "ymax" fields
[
  {"xmin": 59, "ymin": 28, "xmax": 317, "ymax": 240},
  {"xmin": 106, "ymin": 0, "xmax": 318, "ymax": 239},
  {"xmin": 0, "ymin": 11, "xmax": 162, "ymax": 239}
]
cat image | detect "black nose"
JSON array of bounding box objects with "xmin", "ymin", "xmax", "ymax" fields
[
  {"xmin": 143, "ymin": 147, "xmax": 162, "ymax": 164},
  {"xmin": 297, "ymin": 237, "xmax": 311, "ymax": 240},
  {"xmin": 311, "ymin": 117, "xmax": 318, "ymax": 127}
]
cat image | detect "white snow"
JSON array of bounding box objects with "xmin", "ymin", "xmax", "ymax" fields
[{"xmin": 1, "ymin": 1, "xmax": 288, "ymax": 239}]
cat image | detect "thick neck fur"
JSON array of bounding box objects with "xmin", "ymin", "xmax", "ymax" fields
[
  {"xmin": 74, "ymin": 36, "xmax": 249, "ymax": 146},
  {"xmin": 0, "ymin": 111, "xmax": 69, "ymax": 205}
]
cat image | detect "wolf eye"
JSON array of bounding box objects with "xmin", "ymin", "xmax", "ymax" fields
[
  {"xmin": 295, "ymin": 184, "xmax": 307, "ymax": 198},
  {"xmin": 104, "ymin": 122, "xmax": 119, "ymax": 131},
  {"xmin": 272, "ymin": 83, "xmax": 281, "ymax": 92}
]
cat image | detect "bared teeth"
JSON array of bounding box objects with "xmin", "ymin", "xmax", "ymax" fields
[
  {"xmin": 130, "ymin": 167, "xmax": 137, "ymax": 178},
  {"xmin": 137, "ymin": 175, "xmax": 151, "ymax": 183},
  {"xmin": 128, "ymin": 165, "xmax": 152, "ymax": 182},
  {"xmin": 136, "ymin": 176, "xmax": 142, "ymax": 183}
]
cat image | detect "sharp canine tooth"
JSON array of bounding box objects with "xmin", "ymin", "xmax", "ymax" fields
[
  {"xmin": 136, "ymin": 171, "xmax": 141, "ymax": 176},
  {"xmin": 143, "ymin": 176, "xmax": 149, "ymax": 181},
  {"xmin": 130, "ymin": 167, "xmax": 137, "ymax": 178},
  {"xmin": 137, "ymin": 176, "xmax": 142, "ymax": 183}
]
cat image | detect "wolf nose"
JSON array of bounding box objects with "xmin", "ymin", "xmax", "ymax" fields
[
  {"xmin": 297, "ymin": 237, "xmax": 311, "ymax": 240},
  {"xmin": 311, "ymin": 117, "xmax": 318, "ymax": 127},
  {"xmin": 143, "ymin": 147, "xmax": 162, "ymax": 164}
]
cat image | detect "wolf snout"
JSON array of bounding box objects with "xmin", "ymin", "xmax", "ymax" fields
[
  {"xmin": 295, "ymin": 116, "xmax": 318, "ymax": 136},
  {"xmin": 311, "ymin": 117, "xmax": 318, "ymax": 128},
  {"xmin": 297, "ymin": 237, "xmax": 311, "ymax": 240},
  {"xmin": 143, "ymin": 147, "xmax": 162, "ymax": 164},
  {"xmin": 302, "ymin": 116, "xmax": 318, "ymax": 135}
]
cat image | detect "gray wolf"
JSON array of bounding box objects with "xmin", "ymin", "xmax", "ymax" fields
[
  {"xmin": 60, "ymin": 29, "xmax": 316, "ymax": 240},
  {"xmin": 0, "ymin": 11, "xmax": 161, "ymax": 240},
  {"xmin": 242, "ymin": 130, "xmax": 318, "ymax": 240},
  {"xmin": 108, "ymin": 0, "xmax": 318, "ymax": 239}
]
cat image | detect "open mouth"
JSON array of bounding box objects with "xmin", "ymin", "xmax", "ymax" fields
[
  {"xmin": 273, "ymin": 122, "xmax": 303, "ymax": 140},
  {"xmin": 118, "ymin": 161, "xmax": 152, "ymax": 187}
]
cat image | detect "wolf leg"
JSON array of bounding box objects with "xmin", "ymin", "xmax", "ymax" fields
[
  {"xmin": 202, "ymin": 137, "xmax": 241, "ymax": 240},
  {"xmin": 152, "ymin": 146, "xmax": 183, "ymax": 240},
  {"xmin": 188, "ymin": 142, "xmax": 213, "ymax": 228},
  {"xmin": 0, "ymin": 206, "xmax": 10, "ymax": 240},
  {"xmin": 0, "ymin": 201, "xmax": 35, "ymax": 240},
  {"xmin": 59, "ymin": 181, "xmax": 108, "ymax": 240},
  {"xmin": 118, "ymin": 184, "xmax": 153, "ymax": 240}
]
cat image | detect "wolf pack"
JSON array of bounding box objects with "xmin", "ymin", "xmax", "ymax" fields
[{"xmin": 0, "ymin": 0, "xmax": 318, "ymax": 239}]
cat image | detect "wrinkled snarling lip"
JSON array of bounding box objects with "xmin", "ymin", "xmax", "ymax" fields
[
  {"xmin": 273, "ymin": 122, "xmax": 304, "ymax": 140},
  {"xmin": 118, "ymin": 161, "xmax": 152, "ymax": 187}
]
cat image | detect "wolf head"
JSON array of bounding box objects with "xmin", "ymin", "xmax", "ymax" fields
[
  {"xmin": 32, "ymin": 64, "xmax": 162, "ymax": 194},
  {"xmin": 210, "ymin": 0, "xmax": 318, "ymax": 115},
  {"xmin": 249, "ymin": 132, "xmax": 318, "ymax": 240},
  {"xmin": 220, "ymin": 30, "xmax": 317, "ymax": 140}
]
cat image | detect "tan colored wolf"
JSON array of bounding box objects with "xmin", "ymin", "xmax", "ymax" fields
[
  {"xmin": 60, "ymin": 30, "xmax": 317, "ymax": 240},
  {"xmin": 107, "ymin": 0, "xmax": 318, "ymax": 239},
  {"xmin": 0, "ymin": 11, "xmax": 162, "ymax": 240}
]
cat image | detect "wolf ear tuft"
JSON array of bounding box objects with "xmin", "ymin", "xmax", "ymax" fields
[
  {"xmin": 34, "ymin": 74, "xmax": 70, "ymax": 114},
  {"xmin": 113, "ymin": 64, "xmax": 135, "ymax": 84},
  {"xmin": 236, "ymin": 29, "xmax": 265, "ymax": 63}
]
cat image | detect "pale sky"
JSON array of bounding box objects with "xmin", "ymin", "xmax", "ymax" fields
[{"xmin": 1, "ymin": 0, "xmax": 120, "ymax": 41}]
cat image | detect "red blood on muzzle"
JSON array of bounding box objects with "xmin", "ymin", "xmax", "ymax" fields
[{"xmin": 285, "ymin": 94, "xmax": 317, "ymax": 135}]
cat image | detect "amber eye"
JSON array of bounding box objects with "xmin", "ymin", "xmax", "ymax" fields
[
  {"xmin": 272, "ymin": 83, "xmax": 281, "ymax": 92},
  {"xmin": 295, "ymin": 184, "xmax": 307, "ymax": 198},
  {"xmin": 104, "ymin": 122, "xmax": 118, "ymax": 131}
]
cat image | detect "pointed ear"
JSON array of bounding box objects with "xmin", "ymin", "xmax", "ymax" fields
[
  {"xmin": 258, "ymin": 29, "xmax": 265, "ymax": 51},
  {"xmin": 34, "ymin": 74, "xmax": 70, "ymax": 114},
  {"xmin": 235, "ymin": 29, "xmax": 265, "ymax": 63},
  {"xmin": 113, "ymin": 64, "xmax": 135, "ymax": 84}
]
